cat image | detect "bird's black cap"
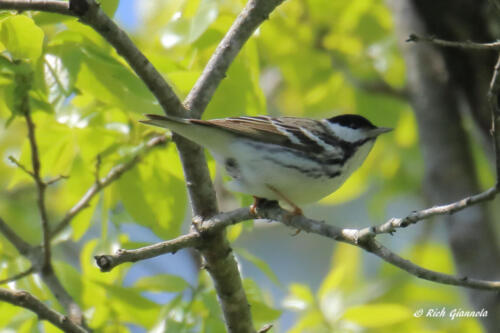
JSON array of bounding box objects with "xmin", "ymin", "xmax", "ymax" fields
[{"xmin": 327, "ymin": 114, "xmax": 376, "ymax": 130}]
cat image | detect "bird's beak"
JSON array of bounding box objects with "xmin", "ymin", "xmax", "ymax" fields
[{"xmin": 369, "ymin": 127, "xmax": 393, "ymax": 138}]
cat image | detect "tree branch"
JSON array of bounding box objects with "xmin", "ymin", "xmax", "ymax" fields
[
  {"xmin": 95, "ymin": 196, "xmax": 500, "ymax": 291},
  {"xmin": 40, "ymin": 268, "xmax": 85, "ymax": 325},
  {"xmin": 358, "ymin": 186, "xmax": 499, "ymax": 239},
  {"xmin": 184, "ymin": 0, "xmax": 286, "ymax": 118},
  {"xmin": 94, "ymin": 208, "xmax": 250, "ymax": 271},
  {"xmin": 0, "ymin": 216, "xmax": 86, "ymax": 325},
  {"xmin": 7, "ymin": 156, "xmax": 34, "ymax": 178},
  {"xmin": 0, "ymin": 288, "xmax": 87, "ymax": 333},
  {"xmin": 0, "ymin": 267, "xmax": 34, "ymax": 285},
  {"xmin": 487, "ymin": 55, "xmax": 500, "ymax": 184},
  {"xmin": 0, "ymin": 217, "xmax": 33, "ymax": 256},
  {"xmin": 0, "ymin": 0, "xmax": 72, "ymax": 15},
  {"xmin": 407, "ymin": 34, "xmax": 500, "ymax": 50},
  {"xmin": 24, "ymin": 111, "xmax": 52, "ymax": 270}
]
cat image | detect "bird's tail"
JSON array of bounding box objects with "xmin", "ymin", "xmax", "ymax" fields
[
  {"xmin": 139, "ymin": 114, "xmax": 190, "ymax": 129},
  {"xmin": 139, "ymin": 114, "xmax": 231, "ymax": 155}
]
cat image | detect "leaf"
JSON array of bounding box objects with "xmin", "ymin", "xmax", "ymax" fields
[
  {"xmin": 94, "ymin": 281, "xmax": 159, "ymax": 309},
  {"xmin": 227, "ymin": 223, "xmax": 243, "ymax": 242},
  {"xmin": 283, "ymin": 284, "xmax": 314, "ymax": 311},
  {"xmin": 116, "ymin": 145, "xmax": 187, "ymax": 239},
  {"xmin": 53, "ymin": 261, "xmax": 84, "ymax": 304},
  {"xmin": 318, "ymin": 243, "xmax": 361, "ymax": 298},
  {"xmin": 92, "ymin": 281, "xmax": 161, "ymax": 327},
  {"xmin": 250, "ymin": 299, "xmax": 282, "ymax": 323},
  {"xmin": 117, "ymin": 167, "xmax": 158, "ymax": 227},
  {"xmin": 395, "ymin": 110, "xmax": 417, "ymax": 147},
  {"xmin": 43, "ymin": 54, "xmax": 72, "ymax": 108},
  {"xmin": 160, "ymin": 0, "xmax": 219, "ymax": 49},
  {"xmin": 100, "ymin": 0, "xmax": 120, "ymax": 17},
  {"xmin": 134, "ymin": 274, "xmax": 190, "ymax": 293},
  {"xmin": 75, "ymin": 46, "xmax": 160, "ymax": 115},
  {"xmin": 204, "ymin": 39, "xmax": 265, "ymax": 119},
  {"xmin": 0, "ymin": 16, "xmax": 44, "ymax": 62},
  {"xmin": 71, "ymin": 197, "xmax": 97, "ymax": 241},
  {"xmin": 342, "ymin": 303, "xmax": 412, "ymax": 328},
  {"xmin": 288, "ymin": 310, "xmax": 325, "ymax": 333},
  {"xmin": 235, "ymin": 248, "xmax": 280, "ymax": 286}
]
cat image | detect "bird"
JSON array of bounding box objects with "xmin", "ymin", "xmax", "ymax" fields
[{"xmin": 140, "ymin": 113, "xmax": 391, "ymax": 215}]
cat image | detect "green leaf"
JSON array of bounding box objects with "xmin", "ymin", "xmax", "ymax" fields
[
  {"xmin": 93, "ymin": 281, "xmax": 161, "ymax": 327},
  {"xmin": 43, "ymin": 53, "xmax": 72, "ymax": 108},
  {"xmin": 318, "ymin": 243, "xmax": 361, "ymax": 297},
  {"xmin": 75, "ymin": 46, "xmax": 160, "ymax": 114},
  {"xmin": 0, "ymin": 16, "xmax": 44, "ymax": 62},
  {"xmin": 100, "ymin": 0, "xmax": 120, "ymax": 17},
  {"xmin": 94, "ymin": 281, "xmax": 159, "ymax": 309},
  {"xmin": 283, "ymin": 283, "xmax": 315, "ymax": 310},
  {"xmin": 342, "ymin": 303, "xmax": 412, "ymax": 328},
  {"xmin": 235, "ymin": 248, "xmax": 280, "ymax": 286},
  {"xmin": 288, "ymin": 310, "xmax": 325, "ymax": 333},
  {"xmin": 53, "ymin": 261, "xmax": 84, "ymax": 304},
  {"xmin": 160, "ymin": 0, "xmax": 219, "ymax": 49},
  {"xmin": 250, "ymin": 299, "xmax": 282, "ymax": 323},
  {"xmin": 134, "ymin": 274, "xmax": 190, "ymax": 293},
  {"xmin": 117, "ymin": 145, "xmax": 187, "ymax": 239},
  {"xmin": 117, "ymin": 167, "xmax": 158, "ymax": 227},
  {"xmin": 205, "ymin": 39, "xmax": 265, "ymax": 119}
]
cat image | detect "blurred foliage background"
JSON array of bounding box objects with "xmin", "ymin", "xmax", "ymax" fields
[{"xmin": 0, "ymin": 0, "xmax": 495, "ymax": 332}]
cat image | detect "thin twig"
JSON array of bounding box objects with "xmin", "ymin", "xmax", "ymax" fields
[
  {"xmin": 487, "ymin": 55, "xmax": 500, "ymax": 184},
  {"xmin": 0, "ymin": 288, "xmax": 87, "ymax": 333},
  {"xmin": 407, "ymin": 34, "xmax": 500, "ymax": 50},
  {"xmin": 94, "ymin": 154, "xmax": 101, "ymax": 186},
  {"xmin": 95, "ymin": 233, "xmax": 201, "ymax": 272},
  {"xmin": 357, "ymin": 186, "xmax": 499, "ymax": 239},
  {"xmin": 0, "ymin": 267, "xmax": 34, "ymax": 285},
  {"xmin": 0, "ymin": 0, "xmax": 72, "ymax": 15},
  {"xmin": 46, "ymin": 175, "xmax": 69, "ymax": 186},
  {"xmin": 258, "ymin": 324, "xmax": 273, "ymax": 333},
  {"xmin": 40, "ymin": 269, "xmax": 85, "ymax": 325},
  {"xmin": 24, "ymin": 111, "xmax": 51, "ymax": 270},
  {"xmin": 7, "ymin": 156, "xmax": 34, "ymax": 178},
  {"xmin": 0, "ymin": 218, "xmax": 33, "ymax": 256},
  {"xmin": 51, "ymin": 135, "xmax": 167, "ymax": 237}
]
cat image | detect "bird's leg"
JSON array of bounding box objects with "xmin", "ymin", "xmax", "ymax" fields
[
  {"xmin": 250, "ymin": 196, "xmax": 262, "ymax": 215},
  {"xmin": 266, "ymin": 185, "xmax": 304, "ymax": 236},
  {"xmin": 266, "ymin": 185, "xmax": 303, "ymax": 215}
]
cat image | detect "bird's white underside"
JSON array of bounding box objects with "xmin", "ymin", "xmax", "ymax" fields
[{"xmin": 213, "ymin": 139, "xmax": 375, "ymax": 204}]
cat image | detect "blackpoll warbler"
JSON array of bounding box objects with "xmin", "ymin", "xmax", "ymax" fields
[{"xmin": 140, "ymin": 114, "xmax": 391, "ymax": 215}]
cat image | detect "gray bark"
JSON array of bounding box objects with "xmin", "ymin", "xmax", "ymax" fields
[{"xmin": 390, "ymin": 1, "xmax": 500, "ymax": 331}]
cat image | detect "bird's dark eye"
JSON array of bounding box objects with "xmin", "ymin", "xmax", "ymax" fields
[{"xmin": 327, "ymin": 114, "xmax": 376, "ymax": 129}]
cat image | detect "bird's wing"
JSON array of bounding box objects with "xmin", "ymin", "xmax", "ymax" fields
[{"xmin": 191, "ymin": 116, "xmax": 338, "ymax": 155}]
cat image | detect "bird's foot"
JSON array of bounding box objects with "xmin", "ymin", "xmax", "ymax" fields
[
  {"xmin": 250, "ymin": 196, "xmax": 280, "ymax": 216},
  {"xmin": 250, "ymin": 196, "xmax": 260, "ymax": 215},
  {"xmin": 282, "ymin": 207, "xmax": 304, "ymax": 236}
]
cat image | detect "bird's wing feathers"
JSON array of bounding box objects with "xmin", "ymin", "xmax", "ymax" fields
[
  {"xmin": 191, "ymin": 116, "xmax": 290, "ymax": 144},
  {"xmin": 191, "ymin": 116, "xmax": 334, "ymax": 154},
  {"xmin": 141, "ymin": 114, "xmax": 342, "ymax": 157}
]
